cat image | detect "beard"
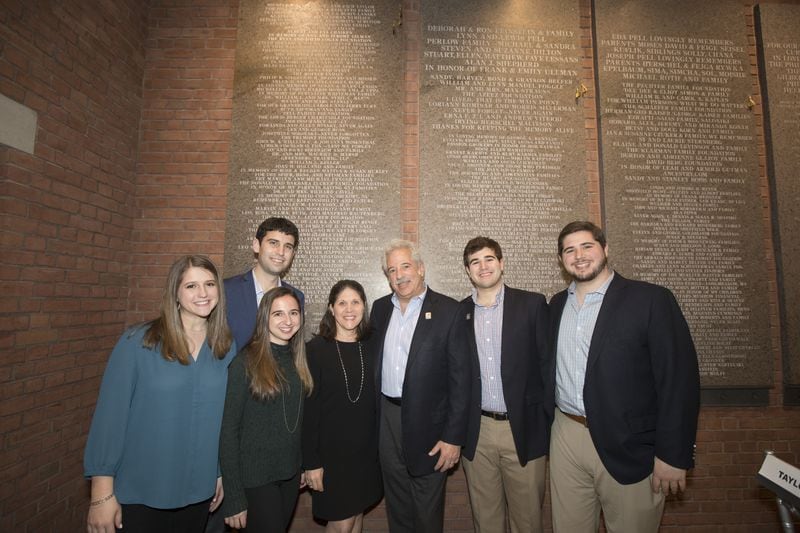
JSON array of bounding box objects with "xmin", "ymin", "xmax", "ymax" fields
[{"xmin": 570, "ymin": 255, "xmax": 608, "ymax": 282}]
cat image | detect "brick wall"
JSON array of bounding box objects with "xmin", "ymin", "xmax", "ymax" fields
[
  {"xmin": 0, "ymin": 1, "xmax": 148, "ymax": 531},
  {"xmin": 1, "ymin": 0, "xmax": 799, "ymax": 531}
]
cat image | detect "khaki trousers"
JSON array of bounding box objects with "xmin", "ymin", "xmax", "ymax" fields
[
  {"xmin": 462, "ymin": 415, "xmax": 546, "ymax": 533},
  {"xmin": 550, "ymin": 409, "xmax": 665, "ymax": 533}
]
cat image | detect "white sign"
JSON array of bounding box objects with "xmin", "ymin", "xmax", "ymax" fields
[{"xmin": 758, "ymin": 453, "xmax": 800, "ymax": 500}]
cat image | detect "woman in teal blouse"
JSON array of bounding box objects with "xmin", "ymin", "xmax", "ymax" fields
[{"xmin": 84, "ymin": 255, "xmax": 235, "ymax": 533}]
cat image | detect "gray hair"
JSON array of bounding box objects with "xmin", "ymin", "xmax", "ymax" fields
[{"xmin": 382, "ymin": 239, "xmax": 423, "ymax": 273}]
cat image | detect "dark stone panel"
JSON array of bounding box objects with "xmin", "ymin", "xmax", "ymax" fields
[
  {"xmin": 418, "ymin": 0, "xmax": 589, "ymax": 300},
  {"xmin": 595, "ymin": 0, "xmax": 772, "ymax": 388},
  {"xmin": 224, "ymin": 0, "xmax": 402, "ymax": 332},
  {"xmin": 755, "ymin": 3, "xmax": 800, "ymax": 401}
]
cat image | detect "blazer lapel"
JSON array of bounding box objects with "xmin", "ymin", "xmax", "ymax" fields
[
  {"xmin": 500, "ymin": 286, "xmax": 517, "ymax": 386},
  {"xmin": 406, "ymin": 290, "xmax": 436, "ymax": 372},
  {"xmin": 586, "ymin": 275, "xmax": 624, "ymax": 374}
]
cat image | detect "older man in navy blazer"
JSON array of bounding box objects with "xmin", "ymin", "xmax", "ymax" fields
[
  {"xmin": 458, "ymin": 236, "xmax": 550, "ymax": 533},
  {"xmin": 549, "ymin": 221, "xmax": 700, "ymax": 533},
  {"xmin": 224, "ymin": 217, "xmax": 304, "ymax": 349},
  {"xmin": 371, "ymin": 239, "xmax": 469, "ymax": 533}
]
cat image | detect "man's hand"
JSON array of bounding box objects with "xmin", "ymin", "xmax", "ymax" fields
[
  {"xmin": 429, "ymin": 440, "xmax": 460, "ymax": 472},
  {"xmin": 652, "ymin": 457, "xmax": 687, "ymax": 495}
]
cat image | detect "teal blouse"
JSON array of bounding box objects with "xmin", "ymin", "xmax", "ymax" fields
[{"xmin": 84, "ymin": 326, "xmax": 236, "ymax": 509}]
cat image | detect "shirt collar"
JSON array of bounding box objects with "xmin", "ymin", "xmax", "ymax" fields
[
  {"xmin": 391, "ymin": 285, "xmax": 428, "ymax": 309},
  {"xmin": 567, "ymin": 270, "xmax": 615, "ymax": 296},
  {"xmin": 471, "ymin": 284, "xmax": 505, "ymax": 308},
  {"xmin": 253, "ymin": 268, "xmax": 282, "ymax": 297}
]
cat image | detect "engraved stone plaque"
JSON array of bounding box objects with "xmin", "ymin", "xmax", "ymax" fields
[
  {"xmin": 756, "ymin": 4, "xmax": 800, "ymax": 403},
  {"xmin": 596, "ymin": 0, "xmax": 771, "ymax": 389},
  {"xmin": 419, "ymin": 0, "xmax": 588, "ymax": 299},
  {"xmin": 224, "ymin": 0, "xmax": 402, "ymax": 333}
]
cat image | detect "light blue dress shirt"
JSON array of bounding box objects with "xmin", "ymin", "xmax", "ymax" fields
[
  {"xmin": 84, "ymin": 326, "xmax": 236, "ymax": 509},
  {"xmin": 472, "ymin": 285, "xmax": 507, "ymax": 413},
  {"xmin": 555, "ymin": 272, "xmax": 615, "ymax": 417},
  {"xmin": 381, "ymin": 287, "xmax": 428, "ymax": 398}
]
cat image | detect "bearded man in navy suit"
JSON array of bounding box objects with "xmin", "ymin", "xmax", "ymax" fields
[{"xmin": 548, "ymin": 220, "xmax": 700, "ymax": 533}]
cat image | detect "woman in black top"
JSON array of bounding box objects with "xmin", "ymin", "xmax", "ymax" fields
[
  {"xmin": 219, "ymin": 286, "xmax": 313, "ymax": 532},
  {"xmin": 302, "ymin": 280, "xmax": 382, "ymax": 532}
]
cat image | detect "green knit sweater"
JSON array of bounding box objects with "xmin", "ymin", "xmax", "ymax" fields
[{"xmin": 219, "ymin": 343, "xmax": 304, "ymax": 517}]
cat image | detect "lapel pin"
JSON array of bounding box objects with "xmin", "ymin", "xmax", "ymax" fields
[
  {"xmin": 466, "ymin": 313, "xmax": 471, "ymax": 320},
  {"xmin": 425, "ymin": 312, "xmax": 432, "ymax": 320}
]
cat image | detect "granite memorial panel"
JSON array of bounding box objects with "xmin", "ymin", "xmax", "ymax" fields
[
  {"xmin": 756, "ymin": 3, "xmax": 800, "ymax": 404},
  {"xmin": 419, "ymin": 0, "xmax": 588, "ymax": 299},
  {"xmin": 224, "ymin": 0, "xmax": 402, "ymax": 332},
  {"xmin": 596, "ymin": 0, "xmax": 772, "ymax": 393}
]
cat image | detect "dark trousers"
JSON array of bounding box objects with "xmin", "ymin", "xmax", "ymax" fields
[
  {"xmin": 119, "ymin": 498, "xmax": 210, "ymax": 533},
  {"xmin": 243, "ymin": 472, "xmax": 301, "ymax": 532},
  {"xmin": 379, "ymin": 397, "xmax": 446, "ymax": 533}
]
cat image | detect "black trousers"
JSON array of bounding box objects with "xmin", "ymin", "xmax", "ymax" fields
[
  {"xmin": 119, "ymin": 498, "xmax": 210, "ymax": 533},
  {"xmin": 243, "ymin": 472, "xmax": 301, "ymax": 532},
  {"xmin": 379, "ymin": 397, "xmax": 447, "ymax": 533}
]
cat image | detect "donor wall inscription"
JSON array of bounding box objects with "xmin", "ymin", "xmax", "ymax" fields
[
  {"xmin": 756, "ymin": 4, "xmax": 800, "ymax": 403},
  {"xmin": 419, "ymin": 0, "xmax": 588, "ymax": 298},
  {"xmin": 596, "ymin": 0, "xmax": 771, "ymax": 388},
  {"xmin": 224, "ymin": 0, "xmax": 402, "ymax": 331}
]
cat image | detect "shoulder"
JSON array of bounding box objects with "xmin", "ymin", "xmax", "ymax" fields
[
  {"xmin": 282, "ymin": 280, "xmax": 304, "ymax": 297},
  {"xmin": 224, "ymin": 270, "xmax": 250, "ymax": 290},
  {"xmin": 306, "ymin": 335, "xmax": 329, "ymax": 353},
  {"xmin": 426, "ymin": 288, "xmax": 458, "ymax": 308},
  {"xmin": 505, "ymin": 286, "xmax": 546, "ymax": 304},
  {"xmin": 612, "ymin": 274, "xmax": 673, "ymax": 298}
]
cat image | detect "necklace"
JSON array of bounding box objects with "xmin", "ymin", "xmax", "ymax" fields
[
  {"xmin": 281, "ymin": 382, "xmax": 301, "ymax": 433},
  {"xmin": 335, "ymin": 340, "xmax": 364, "ymax": 403}
]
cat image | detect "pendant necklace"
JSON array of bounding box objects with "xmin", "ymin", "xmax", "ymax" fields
[
  {"xmin": 335, "ymin": 340, "xmax": 365, "ymax": 403},
  {"xmin": 281, "ymin": 381, "xmax": 301, "ymax": 433}
]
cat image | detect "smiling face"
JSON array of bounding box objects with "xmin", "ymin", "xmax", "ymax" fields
[
  {"xmin": 252, "ymin": 230, "xmax": 296, "ymax": 277},
  {"xmin": 465, "ymin": 247, "xmax": 504, "ymax": 291},
  {"xmin": 330, "ymin": 287, "xmax": 365, "ymax": 340},
  {"xmin": 559, "ymin": 230, "xmax": 609, "ymax": 283},
  {"xmin": 385, "ymin": 247, "xmax": 426, "ymax": 306},
  {"xmin": 177, "ymin": 267, "xmax": 219, "ymax": 321},
  {"xmin": 268, "ymin": 294, "xmax": 301, "ymax": 345}
]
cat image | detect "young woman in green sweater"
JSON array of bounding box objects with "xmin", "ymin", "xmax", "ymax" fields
[{"xmin": 219, "ymin": 286, "xmax": 314, "ymax": 532}]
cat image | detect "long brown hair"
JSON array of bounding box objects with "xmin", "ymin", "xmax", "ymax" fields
[
  {"xmin": 142, "ymin": 255, "xmax": 233, "ymax": 364},
  {"xmin": 245, "ymin": 287, "xmax": 313, "ymax": 399}
]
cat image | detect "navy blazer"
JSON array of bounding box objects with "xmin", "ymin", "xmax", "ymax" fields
[
  {"xmin": 224, "ymin": 269, "xmax": 305, "ymax": 349},
  {"xmin": 549, "ymin": 273, "xmax": 700, "ymax": 484},
  {"xmin": 371, "ymin": 288, "xmax": 470, "ymax": 477},
  {"xmin": 459, "ymin": 286, "xmax": 551, "ymax": 466}
]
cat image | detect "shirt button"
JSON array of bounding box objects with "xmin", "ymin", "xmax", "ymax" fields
[{"xmin": 490, "ymin": 376, "xmax": 495, "ymax": 380}]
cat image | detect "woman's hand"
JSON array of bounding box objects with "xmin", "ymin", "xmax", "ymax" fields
[
  {"xmin": 87, "ymin": 497, "xmax": 121, "ymax": 533},
  {"xmin": 305, "ymin": 468, "xmax": 325, "ymax": 492},
  {"xmin": 209, "ymin": 477, "xmax": 224, "ymax": 512},
  {"xmin": 87, "ymin": 476, "xmax": 121, "ymax": 533},
  {"xmin": 225, "ymin": 510, "xmax": 247, "ymax": 530}
]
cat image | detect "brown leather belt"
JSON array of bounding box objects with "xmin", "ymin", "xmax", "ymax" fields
[
  {"xmin": 481, "ymin": 410, "xmax": 509, "ymax": 421},
  {"xmin": 561, "ymin": 410, "xmax": 588, "ymax": 427}
]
